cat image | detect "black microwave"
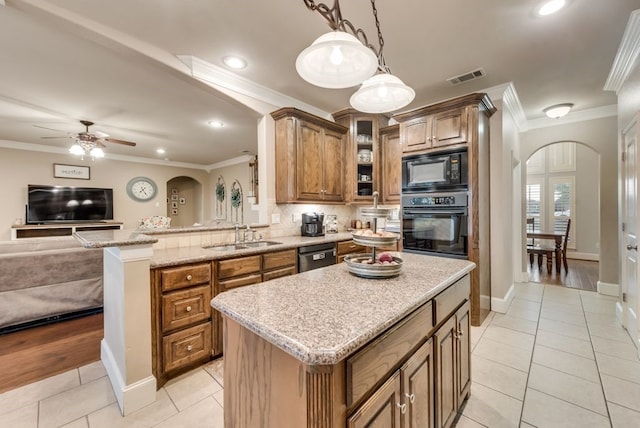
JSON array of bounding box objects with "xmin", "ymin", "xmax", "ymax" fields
[{"xmin": 402, "ymin": 149, "xmax": 468, "ymax": 192}]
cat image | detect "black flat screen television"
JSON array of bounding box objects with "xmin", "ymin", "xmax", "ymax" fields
[{"xmin": 27, "ymin": 185, "xmax": 114, "ymax": 224}]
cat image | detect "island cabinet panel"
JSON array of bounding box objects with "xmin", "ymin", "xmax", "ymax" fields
[
  {"xmin": 401, "ymin": 339, "xmax": 435, "ymax": 428},
  {"xmin": 347, "ymin": 372, "xmax": 402, "ymax": 428},
  {"xmin": 434, "ymin": 301, "xmax": 470, "ymax": 428},
  {"xmin": 272, "ymin": 107, "xmax": 348, "ymax": 204},
  {"xmin": 151, "ymin": 261, "xmax": 215, "ymax": 387},
  {"xmin": 347, "ymin": 302, "xmax": 433, "ymax": 407}
]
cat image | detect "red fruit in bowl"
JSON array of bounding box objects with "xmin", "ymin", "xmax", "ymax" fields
[{"xmin": 378, "ymin": 252, "xmax": 393, "ymax": 263}]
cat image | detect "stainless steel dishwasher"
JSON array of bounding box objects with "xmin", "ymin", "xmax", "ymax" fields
[{"xmin": 298, "ymin": 242, "xmax": 337, "ymax": 272}]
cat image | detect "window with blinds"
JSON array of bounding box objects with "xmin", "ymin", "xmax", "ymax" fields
[{"xmin": 526, "ymin": 180, "xmax": 542, "ymax": 232}]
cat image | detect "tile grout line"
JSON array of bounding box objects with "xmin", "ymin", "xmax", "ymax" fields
[
  {"xmin": 580, "ymin": 292, "xmax": 614, "ymax": 428},
  {"xmin": 517, "ymin": 283, "xmax": 544, "ymax": 427}
]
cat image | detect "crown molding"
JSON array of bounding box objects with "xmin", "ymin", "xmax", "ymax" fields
[
  {"xmin": 178, "ymin": 55, "xmax": 332, "ymax": 120},
  {"xmin": 206, "ymin": 154, "xmax": 254, "ymax": 172},
  {"xmin": 482, "ymin": 82, "xmax": 528, "ymax": 132},
  {"xmin": 604, "ymin": 9, "xmax": 640, "ymax": 93},
  {"xmin": 526, "ymin": 104, "xmax": 617, "ymax": 130}
]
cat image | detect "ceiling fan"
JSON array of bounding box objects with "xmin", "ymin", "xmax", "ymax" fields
[{"xmin": 36, "ymin": 120, "xmax": 136, "ymax": 158}]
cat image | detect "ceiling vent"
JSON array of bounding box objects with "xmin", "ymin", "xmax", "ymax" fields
[{"xmin": 446, "ymin": 68, "xmax": 486, "ymax": 86}]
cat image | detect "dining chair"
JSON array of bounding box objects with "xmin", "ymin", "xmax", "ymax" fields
[{"xmin": 535, "ymin": 219, "xmax": 572, "ymax": 274}]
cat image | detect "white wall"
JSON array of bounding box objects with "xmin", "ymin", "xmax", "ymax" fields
[
  {"xmin": 208, "ymin": 161, "xmax": 259, "ymax": 226},
  {"xmin": 520, "ymin": 116, "xmax": 618, "ymax": 284}
]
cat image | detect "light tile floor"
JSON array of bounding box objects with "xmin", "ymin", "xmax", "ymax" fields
[{"xmin": 1, "ymin": 283, "xmax": 639, "ymax": 427}]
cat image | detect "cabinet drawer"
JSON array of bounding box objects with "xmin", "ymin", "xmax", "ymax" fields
[
  {"xmin": 218, "ymin": 273, "xmax": 262, "ymax": 291},
  {"xmin": 263, "ymin": 265, "xmax": 297, "ymax": 282},
  {"xmin": 160, "ymin": 263, "xmax": 211, "ymax": 292},
  {"xmin": 434, "ymin": 275, "xmax": 470, "ymax": 325},
  {"xmin": 218, "ymin": 255, "xmax": 261, "ymax": 280},
  {"xmin": 337, "ymin": 240, "xmax": 366, "ymax": 256},
  {"xmin": 263, "ymin": 249, "xmax": 297, "ymax": 271},
  {"xmin": 347, "ymin": 302, "xmax": 433, "ymax": 407},
  {"xmin": 162, "ymin": 285, "xmax": 211, "ymax": 332},
  {"xmin": 162, "ymin": 322, "xmax": 212, "ymax": 372}
]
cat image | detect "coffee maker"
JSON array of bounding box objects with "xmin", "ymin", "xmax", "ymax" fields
[{"xmin": 301, "ymin": 212, "xmax": 324, "ymax": 237}]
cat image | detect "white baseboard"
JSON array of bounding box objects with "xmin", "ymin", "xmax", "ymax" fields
[
  {"xmin": 597, "ymin": 281, "xmax": 619, "ymax": 297},
  {"xmin": 491, "ymin": 284, "xmax": 515, "ymax": 314},
  {"xmin": 567, "ymin": 252, "xmax": 599, "ymax": 261},
  {"xmin": 101, "ymin": 340, "xmax": 157, "ymax": 416}
]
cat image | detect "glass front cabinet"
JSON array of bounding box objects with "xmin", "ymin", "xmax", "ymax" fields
[{"xmin": 333, "ymin": 109, "xmax": 389, "ymax": 203}]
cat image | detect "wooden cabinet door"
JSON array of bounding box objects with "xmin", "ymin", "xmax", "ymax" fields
[
  {"xmin": 402, "ymin": 118, "xmax": 431, "ymax": 153},
  {"xmin": 296, "ymin": 120, "xmax": 324, "ymax": 200},
  {"xmin": 431, "ymin": 108, "xmax": 468, "ymax": 148},
  {"xmin": 435, "ymin": 316, "xmax": 457, "ymax": 428},
  {"xmin": 401, "ymin": 339, "xmax": 435, "ymax": 428},
  {"xmin": 381, "ymin": 126, "xmax": 401, "ymax": 204},
  {"xmin": 456, "ymin": 302, "xmax": 471, "ymax": 404},
  {"xmin": 348, "ymin": 371, "xmax": 402, "ymax": 428},
  {"xmin": 322, "ymin": 127, "xmax": 345, "ymax": 201}
]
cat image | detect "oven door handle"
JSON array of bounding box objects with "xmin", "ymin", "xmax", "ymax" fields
[{"xmin": 403, "ymin": 209, "xmax": 467, "ymax": 216}]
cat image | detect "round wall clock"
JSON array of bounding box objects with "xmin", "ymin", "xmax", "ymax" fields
[{"xmin": 126, "ymin": 176, "xmax": 157, "ymax": 202}]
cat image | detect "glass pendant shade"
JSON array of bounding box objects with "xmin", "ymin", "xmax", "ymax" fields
[
  {"xmin": 90, "ymin": 147, "xmax": 105, "ymax": 158},
  {"xmin": 296, "ymin": 31, "xmax": 378, "ymax": 88},
  {"xmin": 69, "ymin": 143, "xmax": 84, "ymax": 155},
  {"xmin": 350, "ymin": 73, "xmax": 415, "ymax": 113}
]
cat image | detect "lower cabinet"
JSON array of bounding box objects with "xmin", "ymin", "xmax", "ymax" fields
[
  {"xmin": 348, "ymin": 339, "xmax": 435, "ymax": 428},
  {"xmin": 434, "ymin": 301, "xmax": 470, "ymax": 428},
  {"xmin": 337, "ymin": 240, "xmax": 367, "ymax": 263}
]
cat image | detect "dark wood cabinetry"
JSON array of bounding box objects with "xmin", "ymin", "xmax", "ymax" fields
[
  {"xmin": 272, "ymin": 108, "xmax": 348, "ymax": 203},
  {"xmin": 394, "ymin": 93, "xmax": 496, "ymax": 326},
  {"xmin": 380, "ymin": 124, "xmax": 401, "ymax": 204},
  {"xmin": 151, "ymin": 261, "xmax": 214, "ymax": 386},
  {"xmin": 333, "ymin": 109, "xmax": 389, "ymax": 203}
]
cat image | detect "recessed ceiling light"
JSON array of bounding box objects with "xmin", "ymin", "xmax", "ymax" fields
[
  {"xmin": 208, "ymin": 120, "xmax": 224, "ymax": 128},
  {"xmin": 537, "ymin": 0, "xmax": 566, "ymax": 16},
  {"xmin": 156, "ymin": 148, "xmax": 166, "ymax": 155},
  {"xmin": 543, "ymin": 103, "xmax": 573, "ymax": 118},
  {"xmin": 223, "ymin": 56, "xmax": 247, "ymax": 70}
]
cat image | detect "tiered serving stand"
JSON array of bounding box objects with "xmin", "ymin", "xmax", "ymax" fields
[{"xmin": 344, "ymin": 192, "xmax": 403, "ymax": 278}]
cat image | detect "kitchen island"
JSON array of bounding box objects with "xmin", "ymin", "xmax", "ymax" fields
[{"xmin": 211, "ymin": 252, "xmax": 475, "ymax": 428}]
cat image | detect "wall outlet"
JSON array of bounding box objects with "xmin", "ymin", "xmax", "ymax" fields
[{"xmin": 271, "ymin": 213, "xmax": 281, "ymax": 224}]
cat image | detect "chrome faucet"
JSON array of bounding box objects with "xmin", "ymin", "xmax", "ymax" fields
[{"xmin": 234, "ymin": 224, "xmax": 242, "ymax": 243}]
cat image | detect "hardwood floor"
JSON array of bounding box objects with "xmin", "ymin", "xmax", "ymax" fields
[
  {"xmin": 0, "ymin": 313, "xmax": 103, "ymax": 394},
  {"xmin": 527, "ymin": 258, "xmax": 599, "ymax": 292}
]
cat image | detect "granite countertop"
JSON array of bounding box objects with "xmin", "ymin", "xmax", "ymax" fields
[
  {"xmin": 74, "ymin": 229, "xmax": 158, "ymax": 248},
  {"xmin": 211, "ymin": 252, "xmax": 475, "ymax": 365},
  {"xmin": 150, "ymin": 232, "xmax": 355, "ymax": 267}
]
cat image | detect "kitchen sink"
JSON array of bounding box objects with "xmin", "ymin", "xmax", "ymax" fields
[
  {"xmin": 242, "ymin": 241, "xmax": 282, "ymax": 248},
  {"xmin": 203, "ymin": 244, "xmax": 248, "ymax": 251}
]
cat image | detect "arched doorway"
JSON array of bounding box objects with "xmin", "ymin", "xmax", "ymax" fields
[
  {"xmin": 525, "ymin": 141, "xmax": 601, "ymax": 290},
  {"xmin": 166, "ymin": 176, "xmax": 203, "ymax": 227}
]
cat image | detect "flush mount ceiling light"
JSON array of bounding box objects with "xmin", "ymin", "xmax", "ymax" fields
[
  {"xmin": 207, "ymin": 120, "xmax": 224, "ymax": 128},
  {"xmin": 537, "ymin": 0, "xmax": 566, "ymax": 16},
  {"xmin": 223, "ymin": 56, "xmax": 247, "ymax": 70},
  {"xmin": 543, "ymin": 103, "xmax": 574, "ymax": 118},
  {"xmin": 298, "ymin": 0, "xmax": 414, "ymax": 113}
]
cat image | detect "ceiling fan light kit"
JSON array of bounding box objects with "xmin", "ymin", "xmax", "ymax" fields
[{"xmin": 299, "ymin": 0, "xmax": 414, "ymax": 113}]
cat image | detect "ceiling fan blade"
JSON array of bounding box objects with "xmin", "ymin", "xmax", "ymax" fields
[
  {"xmin": 33, "ymin": 124, "xmax": 68, "ymax": 133},
  {"xmin": 40, "ymin": 136, "xmax": 70, "ymax": 139},
  {"xmin": 105, "ymin": 137, "xmax": 136, "ymax": 147},
  {"xmin": 93, "ymin": 130, "xmax": 109, "ymax": 138}
]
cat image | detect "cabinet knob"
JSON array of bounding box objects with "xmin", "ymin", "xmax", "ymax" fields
[
  {"xmin": 186, "ymin": 274, "xmax": 193, "ymax": 281},
  {"xmin": 627, "ymin": 244, "xmax": 638, "ymax": 251},
  {"xmin": 187, "ymin": 345, "xmax": 193, "ymax": 352},
  {"xmin": 432, "ymin": 135, "xmax": 436, "ymax": 140},
  {"xmin": 405, "ymin": 393, "xmax": 416, "ymax": 404},
  {"xmin": 458, "ymin": 329, "xmax": 464, "ymax": 337},
  {"xmin": 397, "ymin": 402, "xmax": 407, "ymax": 414},
  {"xmin": 186, "ymin": 306, "xmax": 192, "ymax": 312}
]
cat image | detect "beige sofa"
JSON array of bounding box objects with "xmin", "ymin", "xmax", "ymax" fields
[{"xmin": 0, "ymin": 238, "xmax": 103, "ymax": 332}]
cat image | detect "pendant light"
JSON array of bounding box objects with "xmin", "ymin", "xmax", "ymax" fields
[
  {"xmin": 298, "ymin": 0, "xmax": 414, "ymax": 112},
  {"xmin": 296, "ymin": 31, "xmax": 378, "ymax": 89}
]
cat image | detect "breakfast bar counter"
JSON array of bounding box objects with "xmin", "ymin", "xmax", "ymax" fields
[{"xmin": 211, "ymin": 253, "xmax": 475, "ymax": 428}]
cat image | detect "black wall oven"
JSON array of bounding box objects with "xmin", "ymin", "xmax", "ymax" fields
[
  {"xmin": 402, "ymin": 148, "xmax": 467, "ymax": 193},
  {"xmin": 401, "ymin": 191, "xmax": 468, "ymax": 258}
]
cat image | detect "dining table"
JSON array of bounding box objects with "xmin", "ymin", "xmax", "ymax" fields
[{"xmin": 527, "ymin": 231, "xmax": 564, "ymax": 273}]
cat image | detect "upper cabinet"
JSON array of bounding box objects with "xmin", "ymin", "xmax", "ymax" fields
[
  {"xmin": 380, "ymin": 124, "xmax": 401, "ymax": 204},
  {"xmin": 271, "ymin": 108, "xmax": 348, "ymax": 204},
  {"xmin": 333, "ymin": 109, "xmax": 389, "ymax": 203},
  {"xmin": 393, "ymin": 95, "xmax": 494, "ymax": 154}
]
